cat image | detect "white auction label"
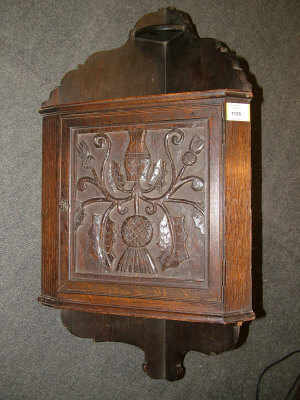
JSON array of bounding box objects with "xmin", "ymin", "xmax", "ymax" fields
[{"xmin": 226, "ymin": 103, "xmax": 250, "ymax": 122}]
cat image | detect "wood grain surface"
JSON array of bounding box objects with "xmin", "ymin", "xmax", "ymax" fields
[{"xmin": 39, "ymin": 91, "xmax": 254, "ymax": 324}]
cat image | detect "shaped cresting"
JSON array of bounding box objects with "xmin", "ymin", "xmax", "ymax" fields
[
  {"xmin": 40, "ymin": 8, "xmax": 254, "ymax": 381},
  {"xmin": 74, "ymin": 126, "xmax": 205, "ymax": 277}
]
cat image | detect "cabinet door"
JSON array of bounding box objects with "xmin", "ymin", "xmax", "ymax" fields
[{"xmin": 56, "ymin": 98, "xmax": 224, "ymax": 320}]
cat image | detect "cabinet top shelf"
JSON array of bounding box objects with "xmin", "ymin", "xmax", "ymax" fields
[{"xmin": 42, "ymin": 7, "xmax": 251, "ymax": 109}]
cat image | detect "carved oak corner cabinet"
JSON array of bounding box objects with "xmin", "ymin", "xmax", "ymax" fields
[{"xmin": 39, "ymin": 8, "xmax": 254, "ymax": 380}]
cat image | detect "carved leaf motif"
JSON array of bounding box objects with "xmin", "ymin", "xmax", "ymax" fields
[
  {"xmin": 148, "ymin": 159, "xmax": 168, "ymax": 193},
  {"xmin": 193, "ymin": 213, "xmax": 205, "ymax": 235},
  {"xmin": 76, "ymin": 140, "xmax": 95, "ymax": 169},
  {"xmin": 107, "ymin": 163, "xmax": 118, "ymax": 192},
  {"xmin": 87, "ymin": 214, "xmax": 104, "ymax": 264},
  {"xmin": 158, "ymin": 215, "xmax": 172, "ymax": 252},
  {"xmin": 84, "ymin": 213, "xmax": 115, "ymax": 270},
  {"xmin": 109, "ymin": 160, "xmax": 126, "ymax": 191},
  {"xmin": 158, "ymin": 213, "xmax": 188, "ymax": 271},
  {"xmin": 74, "ymin": 202, "xmax": 85, "ymax": 231},
  {"xmin": 105, "ymin": 216, "xmax": 116, "ymax": 263}
]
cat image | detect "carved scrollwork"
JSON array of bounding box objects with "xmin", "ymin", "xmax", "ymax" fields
[{"xmin": 75, "ymin": 127, "xmax": 205, "ymax": 275}]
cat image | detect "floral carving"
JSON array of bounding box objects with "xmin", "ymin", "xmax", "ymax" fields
[{"xmin": 75, "ymin": 127, "xmax": 205, "ymax": 274}]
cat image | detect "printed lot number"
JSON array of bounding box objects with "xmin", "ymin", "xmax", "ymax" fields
[{"xmin": 226, "ymin": 103, "xmax": 250, "ymax": 122}]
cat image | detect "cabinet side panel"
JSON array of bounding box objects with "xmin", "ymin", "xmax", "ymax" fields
[
  {"xmin": 224, "ymin": 120, "xmax": 252, "ymax": 312},
  {"xmin": 41, "ymin": 115, "xmax": 60, "ymax": 298}
]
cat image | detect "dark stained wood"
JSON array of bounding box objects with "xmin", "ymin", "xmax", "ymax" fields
[
  {"xmin": 43, "ymin": 7, "xmax": 250, "ymax": 108},
  {"xmin": 61, "ymin": 310, "xmax": 240, "ymax": 381},
  {"xmin": 40, "ymin": 89, "xmax": 252, "ymax": 115},
  {"xmin": 39, "ymin": 8, "xmax": 255, "ymax": 379},
  {"xmin": 41, "ymin": 115, "xmax": 60, "ymax": 299},
  {"xmin": 39, "ymin": 91, "xmax": 254, "ymax": 324}
]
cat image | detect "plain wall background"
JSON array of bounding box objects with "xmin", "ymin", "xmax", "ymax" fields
[{"xmin": 0, "ymin": 1, "xmax": 299, "ymax": 399}]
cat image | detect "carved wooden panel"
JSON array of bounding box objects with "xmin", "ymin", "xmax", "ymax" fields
[{"xmin": 71, "ymin": 123, "xmax": 208, "ymax": 284}]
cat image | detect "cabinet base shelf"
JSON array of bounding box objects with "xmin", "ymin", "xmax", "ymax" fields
[{"xmin": 61, "ymin": 310, "xmax": 241, "ymax": 381}]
